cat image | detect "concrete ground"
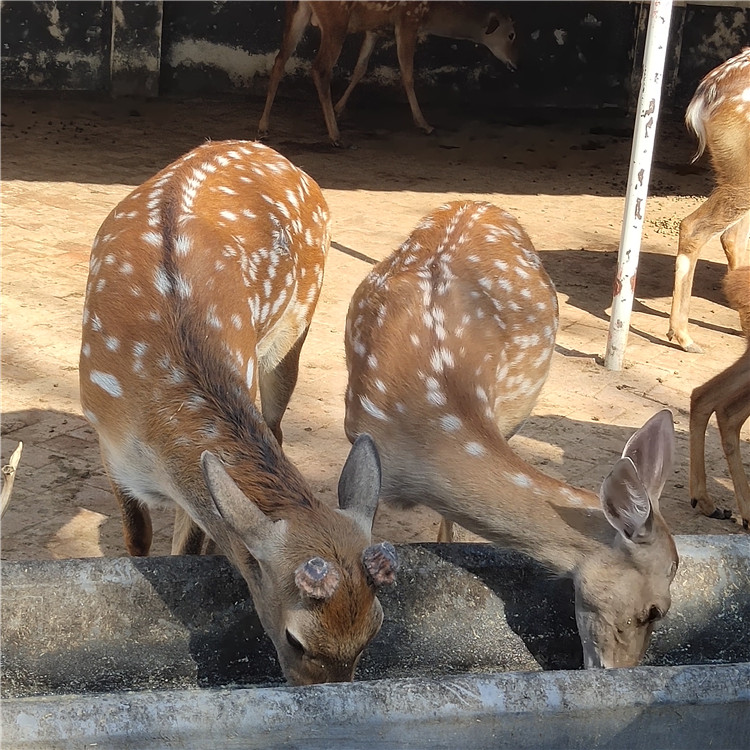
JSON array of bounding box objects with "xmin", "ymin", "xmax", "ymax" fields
[{"xmin": 1, "ymin": 90, "xmax": 747, "ymax": 561}]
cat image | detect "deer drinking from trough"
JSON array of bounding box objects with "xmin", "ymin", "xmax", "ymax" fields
[
  {"xmin": 258, "ymin": 1, "xmax": 518, "ymax": 146},
  {"xmin": 79, "ymin": 140, "xmax": 397, "ymax": 685},
  {"xmin": 345, "ymin": 201, "xmax": 678, "ymax": 668},
  {"xmin": 690, "ymin": 266, "xmax": 750, "ymax": 529},
  {"xmin": 668, "ymin": 48, "xmax": 750, "ymax": 353}
]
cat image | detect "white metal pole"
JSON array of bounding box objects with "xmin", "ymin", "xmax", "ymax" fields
[{"xmin": 604, "ymin": 0, "xmax": 674, "ymax": 371}]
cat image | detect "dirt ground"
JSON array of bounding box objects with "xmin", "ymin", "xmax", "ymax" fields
[{"xmin": 1, "ymin": 89, "xmax": 748, "ymax": 562}]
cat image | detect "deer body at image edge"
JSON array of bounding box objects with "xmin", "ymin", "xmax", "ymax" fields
[
  {"xmin": 258, "ymin": 1, "xmax": 518, "ymax": 146},
  {"xmin": 79, "ymin": 140, "xmax": 397, "ymax": 685},
  {"xmin": 668, "ymin": 47, "xmax": 750, "ymax": 353},
  {"xmin": 345, "ymin": 201, "xmax": 678, "ymax": 668},
  {"xmin": 690, "ymin": 266, "xmax": 750, "ymax": 529}
]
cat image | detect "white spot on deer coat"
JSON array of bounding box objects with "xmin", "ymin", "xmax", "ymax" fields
[
  {"xmin": 90, "ymin": 371, "xmax": 123, "ymax": 398},
  {"xmin": 465, "ymin": 442, "xmax": 486, "ymax": 456},
  {"xmin": 360, "ymin": 395, "xmax": 390, "ymax": 422}
]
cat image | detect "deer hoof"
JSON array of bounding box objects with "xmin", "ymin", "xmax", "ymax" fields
[
  {"xmin": 690, "ymin": 498, "xmax": 698, "ymax": 508},
  {"xmin": 683, "ymin": 341, "xmax": 704, "ymax": 354},
  {"xmin": 743, "ymin": 518, "xmax": 749, "ymax": 531}
]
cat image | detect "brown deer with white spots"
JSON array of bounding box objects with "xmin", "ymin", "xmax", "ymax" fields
[
  {"xmin": 345, "ymin": 201, "xmax": 678, "ymax": 668},
  {"xmin": 690, "ymin": 266, "xmax": 750, "ymax": 529},
  {"xmin": 668, "ymin": 48, "xmax": 750, "ymax": 353},
  {"xmin": 258, "ymin": 1, "xmax": 518, "ymax": 146},
  {"xmin": 79, "ymin": 140, "xmax": 397, "ymax": 685}
]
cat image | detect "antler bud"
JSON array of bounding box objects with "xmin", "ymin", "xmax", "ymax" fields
[
  {"xmin": 362, "ymin": 541, "xmax": 398, "ymax": 587},
  {"xmin": 294, "ymin": 557, "xmax": 340, "ymax": 600}
]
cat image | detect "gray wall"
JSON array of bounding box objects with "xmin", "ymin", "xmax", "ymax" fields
[{"xmin": 1, "ymin": 2, "xmax": 749, "ymax": 113}]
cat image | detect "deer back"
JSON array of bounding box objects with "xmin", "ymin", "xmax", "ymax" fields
[{"xmin": 346, "ymin": 200, "xmax": 558, "ymax": 451}]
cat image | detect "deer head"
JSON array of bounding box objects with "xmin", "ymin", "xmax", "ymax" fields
[{"xmin": 201, "ymin": 434, "xmax": 398, "ymax": 684}]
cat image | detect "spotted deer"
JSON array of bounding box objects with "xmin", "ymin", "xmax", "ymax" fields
[
  {"xmin": 258, "ymin": 1, "xmax": 518, "ymax": 146},
  {"xmin": 668, "ymin": 48, "xmax": 750, "ymax": 353},
  {"xmin": 690, "ymin": 266, "xmax": 750, "ymax": 529},
  {"xmin": 345, "ymin": 201, "xmax": 678, "ymax": 668},
  {"xmin": 79, "ymin": 140, "xmax": 398, "ymax": 685}
]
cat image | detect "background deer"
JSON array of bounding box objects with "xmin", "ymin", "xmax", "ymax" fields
[
  {"xmin": 690, "ymin": 266, "xmax": 750, "ymax": 529},
  {"xmin": 258, "ymin": 1, "xmax": 518, "ymax": 146},
  {"xmin": 668, "ymin": 48, "xmax": 750, "ymax": 353},
  {"xmin": 79, "ymin": 140, "xmax": 397, "ymax": 684},
  {"xmin": 345, "ymin": 201, "xmax": 678, "ymax": 668}
]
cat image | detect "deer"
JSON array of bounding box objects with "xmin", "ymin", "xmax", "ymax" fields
[
  {"xmin": 345, "ymin": 201, "xmax": 678, "ymax": 669},
  {"xmin": 79, "ymin": 139, "xmax": 398, "ymax": 685},
  {"xmin": 667, "ymin": 47, "xmax": 750, "ymax": 353},
  {"xmin": 258, "ymin": 1, "xmax": 518, "ymax": 146},
  {"xmin": 689, "ymin": 266, "xmax": 750, "ymax": 529}
]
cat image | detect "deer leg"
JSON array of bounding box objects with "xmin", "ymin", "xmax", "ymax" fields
[
  {"xmin": 335, "ymin": 31, "xmax": 379, "ymax": 117},
  {"xmin": 668, "ymin": 189, "xmax": 749, "ymax": 353},
  {"xmin": 114, "ymin": 486, "xmax": 153, "ymax": 557},
  {"xmin": 394, "ymin": 22, "xmax": 433, "ymax": 134},
  {"xmin": 172, "ymin": 506, "xmax": 207, "ymax": 555},
  {"xmin": 311, "ymin": 25, "xmax": 348, "ymax": 146},
  {"xmin": 258, "ymin": 2, "xmax": 312, "ymax": 138},
  {"xmin": 259, "ymin": 327, "xmax": 309, "ymax": 445},
  {"xmin": 715, "ymin": 368, "xmax": 750, "ymax": 530}
]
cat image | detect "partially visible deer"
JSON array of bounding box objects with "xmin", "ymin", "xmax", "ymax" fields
[
  {"xmin": 345, "ymin": 201, "xmax": 678, "ymax": 668},
  {"xmin": 79, "ymin": 140, "xmax": 397, "ymax": 685},
  {"xmin": 690, "ymin": 266, "xmax": 750, "ymax": 529},
  {"xmin": 258, "ymin": 1, "xmax": 518, "ymax": 146},
  {"xmin": 668, "ymin": 48, "xmax": 750, "ymax": 353}
]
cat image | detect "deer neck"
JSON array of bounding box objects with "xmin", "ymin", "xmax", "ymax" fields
[{"xmin": 376, "ymin": 422, "xmax": 615, "ymax": 575}]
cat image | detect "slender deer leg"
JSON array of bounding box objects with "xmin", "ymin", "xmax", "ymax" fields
[
  {"xmin": 172, "ymin": 506, "xmax": 206, "ymax": 555},
  {"xmin": 114, "ymin": 486, "xmax": 153, "ymax": 557},
  {"xmin": 715, "ymin": 370, "xmax": 750, "ymax": 529},
  {"xmin": 335, "ymin": 31, "xmax": 379, "ymax": 117},
  {"xmin": 394, "ymin": 21, "xmax": 433, "ymax": 134},
  {"xmin": 311, "ymin": 23, "xmax": 348, "ymax": 146},
  {"xmin": 668, "ymin": 188, "xmax": 749, "ymax": 352},
  {"xmin": 258, "ymin": 2, "xmax": 313, "ymax": 138},
  {"xmin": 689, "ymin": 380, "xmax": 725, "ymax": 518},
  {"xmin": 259, "ymin": 327, "xmax": 310, "ymax": 445},
  {"xmin": 722, "ymin": 210, "xmax": 750, "ymax": 270}
]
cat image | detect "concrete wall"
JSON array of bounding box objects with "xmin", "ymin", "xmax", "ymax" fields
[{"xmin": 2, "ymin": 2, "xmax": 749, "ymax": 113}]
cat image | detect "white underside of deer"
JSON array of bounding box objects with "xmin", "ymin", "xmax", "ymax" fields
[
  {"xmin": 80, "ymin": 140, "xmax": 397, "ymax": 685},
  {"xmin": 346, "ymin": 201, "xmax": 678, "ymax": 669}
]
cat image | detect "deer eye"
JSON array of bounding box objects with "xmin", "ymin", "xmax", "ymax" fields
[{"xmin": 285, "ymin": 629, "xmax": 305, "ymax": 655}]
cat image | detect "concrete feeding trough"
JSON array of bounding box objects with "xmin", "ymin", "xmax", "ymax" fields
[{"xmin": 2, "ymin": 536, "xmax": 749, "ymax": 749}]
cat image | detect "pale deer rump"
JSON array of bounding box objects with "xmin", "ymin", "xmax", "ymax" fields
[
  {"xmin": 668, "ymin": 47, "xmax": 750, "ymax": 352},
  {"xmin": 345, "ymin": 201, "xmax": 679, "ymax": 668},
  {"xmin": 685, "ymin": 47, "xmax": 750, "ymax": 163},
  {"xmin": 345, "ymin": 200, "xmax": 559, "ymax": 487},
  {"xmin": 690, "ymin": 265, "xmax": 750, "ymax": 529}
]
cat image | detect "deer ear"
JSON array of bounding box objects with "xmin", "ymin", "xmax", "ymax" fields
[
  {"xmin": 201, "ymin": 451, "xmax": 281, "ymax": 559},
  {"xmin": 363, "ymin": 541, "xmax": 398, "ymax": 587},
  {"xmin": 600, "ymin": 456, "xmax": 654, "ymax": 542},
  {"xmin": 485, "ymin": 15, "xmax": 500, "ymax": 35},
  {"xmin": 620, "ymin": 409, "xmax": 675, "ymax": 509},
  {"xmin": 338, "ymin": 434, "xmax": 382, "ymax": 537}
]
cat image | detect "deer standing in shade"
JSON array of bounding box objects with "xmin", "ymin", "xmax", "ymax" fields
[{"xmin": 258, "ymin": 1, "xmax": 518, "ymax": 146}]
